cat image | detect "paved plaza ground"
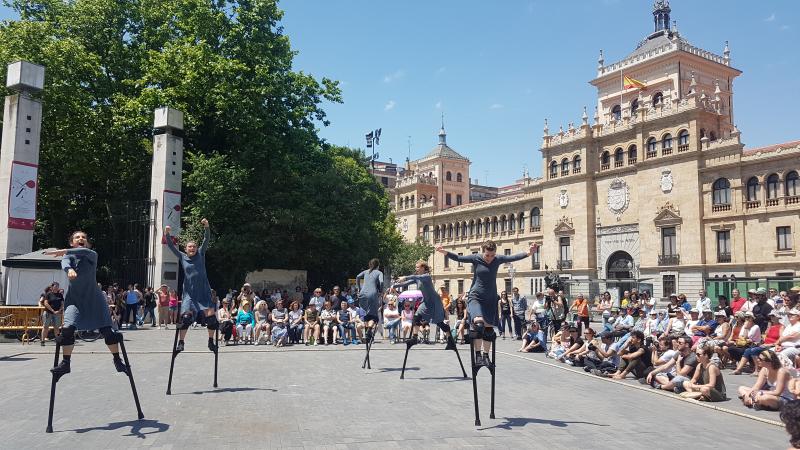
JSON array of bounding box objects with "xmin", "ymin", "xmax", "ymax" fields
[{"xmin": 0, "ymin": 327, "xmax": 790, "ymax": 449}]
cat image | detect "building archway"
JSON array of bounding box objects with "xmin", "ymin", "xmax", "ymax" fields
[{"xmin": 606, "ymin": 251, "xmax": 634, "ymax": 280}]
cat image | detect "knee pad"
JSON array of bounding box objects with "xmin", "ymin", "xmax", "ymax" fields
[
  {"xmin": 57, "ymin": 326, "xmax": 76, "ymax": 346},
  {"xmin": 438, "ymin": 322, "xmax": 451, "ymax": 333},
  {"xmin": 484, "ymin": 328, "xmax": 497, "ymax": 342},
  {"xmin": 206, "ymin": 315, "xmax": 219, "ymax": 330},
  {"xmin": 469, "ymin": 322, "xmax": 485, "ymax": 340},
  {"xmin": 180, "ymin": 312, "xmax": 194, "ymax": 329},
  {"xmin": 413, "ymin": 315, "xmax": 424, "ymax": 326},
  {"xmin": 100, "ymin": 327, "xmax": 122, "ymax": 345}
]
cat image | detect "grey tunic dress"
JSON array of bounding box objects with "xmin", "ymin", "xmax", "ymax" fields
[
  {"xmin": 356, "ymin": 269, "xmax": 384, "ymax": 320},
  {"xmin": 445, "ymin": 251, "xmax": 529, "ymax": 327},
  {"xmin": 393, "ymin": 274, "xmax": 445, "ymax": 325},
  {"xmin": 61, "ymin": 247, "xmax": 113, "ymax": 331},
  {"xmin": 166, "ymin": 227, "xmax": 212, "ymax": 314}
]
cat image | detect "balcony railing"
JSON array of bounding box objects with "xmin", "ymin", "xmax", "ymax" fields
[
  {"xmin": 573, "ymin": 167, "xmax": 582, "ymax": 174},
  {"xmin": 628, "ymin": 157, "xmax": 637, "ymax": 165},
  {"xmin": 662, "ymin": 147, "xmax": 673, "ymax": 156},
  {"xmin": 614, "ymin": 160, "xmax": 623, "ymax": 168},
  {"xmin": 646, "ymin": 150, "xmax": 657, "ymax": 159},
  {"xmin": 745, "ymin": 200, "xmax": 760, "ymax": 209},
  {"xmin": 712, "ymin": 204, "xmax": 731, "ymax": 212},
  {"xmin": 530, "ymin": 226, "xmax": 541, "ymax": 233},
  {"xmin": 561, "ymin": 170, "xmax": 569, "ymax": 177},
  {"xmin": 787, "ymin": 196, "xmax": 800, "ymax": 205},
  {"xmin": 658, "ymin": 254, "xmax": 680, "ymax": 266},
  {"xmin": 601, "ymin": 163, "xmax": 610, "ymax": 170},
  {"xmin": 766, "ymin": 198, "xmax": 780, "ymax": 207},
  {"xmin": 717, "ymin": 253, "xmax": 731, "ymax": 263},
  {"xmin": 678, "ymin": 144, "xmax": 689, "ymax": 152},
  {"xmin": 557, "ymin": 259, "xmax": 573, "ymax": 269}
]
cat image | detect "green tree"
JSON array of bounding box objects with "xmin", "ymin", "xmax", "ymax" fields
[
  {"xmin": 0, "ymin": 0, "xmax": 398, "ymax": 288},
  {"xmin": 389, "ymin": 237, "xmax": 434, "ymax": 278}
]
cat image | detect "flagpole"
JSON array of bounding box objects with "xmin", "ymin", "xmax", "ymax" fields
[{"xmin": 619, "ymin": 70, "xmax": 624, "ymax": 119}]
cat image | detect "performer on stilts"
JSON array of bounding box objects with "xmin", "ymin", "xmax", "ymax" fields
[
  {"xmin": 45, "ymin": 231, "xmax": 143, "ymax": 432},
  {"xmin": 164, "ymin": 218, "xmax": 219, "ymax": 394},
  {"xmin": 436, "ymin": 240, "xmax": 536, "ymax": 425},
  {"xmin": 392, "ymin": 259, "xmax": 467, "ymax": 379},
  {"xmin": 356, "ymin": 258, "xmax": 383, "ymax": 369}
]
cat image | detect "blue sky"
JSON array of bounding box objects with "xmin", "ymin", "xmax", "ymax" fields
[{"xmin": 2, "ymin": 1, "xmax": 798, "ymax": 185}]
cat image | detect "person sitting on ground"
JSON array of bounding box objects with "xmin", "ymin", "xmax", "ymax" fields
[
  {"xmin": 236, "ymin": 301, "xmax": 255, "ymax": 344},
  {"xmin": 611, "ymin": 330, "xmax": 648, "ymax": 380},
  {"xmin": 217, "ymin": 298, "xmax": 234, "ymax": 345},
  {"xmin": 320, "ymin": 300, "xmax": 336, "ymax": 345},
  {"xmin": 738, "ymin": 349, "xmax": 793, "ymax": 411},
  {"xmin": 253, "ymin": 300, "xmax": 271, "ymax": 345},
  {"xmin": 586, "ymin": 332, "xmax": 621, "ymax": 376},
  {"xmin": 270, "ymin": 299, "xmax": 289, "ymax": 347},
  {"xmin": 565, "ymin": 328, "xmax": 597, "ymax": 366},
  {"xmin": 547, "ymin": 323, "xmax": 571, "ymax": 359},
  {"xmin": 288, "ymin": 301, "xmax": 304, "ymax": 344},
  {"xmin": 680, "ymin": 345, "xmax": 726, "ymax": 402},
  {"xmin": 642, "ymin": 335, "xmax": 677, "ymax": 387},
  {"xmin": 519, "ymin": 321, "xmax": 547, "ymax": 353},
  {"xmin": 730, "ymin": 312, "xmax": 767, "ymax": 374},
  {"xmin": 610, "ymin": 307, "xmax": 634, "ymax": 338},
  {"xmin": 653, "ymin": 336, "xmax": 698, "ymax": 392},
  {"xmin": 303, "ymin": 301, "xmax": 320, "ymax": 345},
  {"xmin": 557, "ymin": 326, "xmax": 584, "ymax": 363}
]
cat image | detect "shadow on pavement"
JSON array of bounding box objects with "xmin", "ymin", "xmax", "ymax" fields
[
  {"xmin": 65, "ymin": 419, "xmax": 170, "ymax": 438},
  {"xmin": 0, "ymin": 356, "xmax": 35, "ymax": 362},
  {"xmin": 480, "ymin": 417, "xmax": 610, "ymax": 431},
  {"xmin": 173, "ymin": 386, "xmax": 278, "ymax": 395},
  {"xmin": 372, "ymin": 367, "xmax": 419, "ymax": 373},
  {"xmin": 416, "ymin": 376, "xmax": 470, "ymax": 382}
]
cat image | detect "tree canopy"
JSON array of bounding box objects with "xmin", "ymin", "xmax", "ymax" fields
[{"xmin": 0, "ymin": 0, "xmax": 404, "ymax": 289}]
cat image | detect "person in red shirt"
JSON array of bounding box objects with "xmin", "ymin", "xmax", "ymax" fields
[{"xmin": 731, "ymin": 288, "xmax": 747, "ymax": 313}]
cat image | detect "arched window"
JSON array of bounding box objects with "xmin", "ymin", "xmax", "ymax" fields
[
  {"xmin": 646, "ymin": 137, "xmax": 657, "ymax": 154},
  {"xmin": 454, "ymin": 222, "xmax": 460, "ymax": 237},
  {"xmin": 700, "ymin": 128, "xmax": 706, "ymax": 139},
  {"xmin": 662, "ymin": 133, "xmax": 673, "ymax": 150},
  {"xmin": 601, "ymin": 151, "xmax": 610, "ymax": 167},
  {"xmin": 491, "ymin": 217, "xmax": 498, "ymax": 233},
  {"xmin": 628, "ymin": 145, "xmax": 637, "ymax": 163},
  {"xmin": 561, "ymin": 158, "xmax": 569, "ymax": 176},
  {"xmin": 469, "ymin": 220, "xmax": 475, "ymax": 236},
  {"xmin": 712, "ymin": 178, "xmax": 731, "ymax": 205},
  {"xmin": 652, "ymin": 92, "xmax": 664, "ymax": 106},
  {"xmin": 484, "ymin": 218, "xmax": 490, "ymax": 235},
  {"xmin": 630, "ymin": 98, "xmax": 639, "ymax": 115},
  {"xmin": 447, "ymin": 223, "xmax": 453, "ymax": 239},
  {"xmin": 678, "ymin": 130, "xmax": 689, "ymax": 146},
  {"xmin": 434, "ymin": 225, "xmax": 440, "ymax": 241},
  {"xmin": 614, "ymin": 147, "xmax": 624, "ymax": 167},
  {"xmin": 786, "ymin": 171, "xmax": 799, "ymax": 197},
  {"xmin": 531, "ymin": 207, "xmax": 541, "ymax": 229},
  {"xmin": 462, "ymin": 221, "xmax": 468, "ymax": 237},
  {"xmin": 499, "ymin": 215, "xmax": 507, "ymax": 232},
  {"xmin": 509, "ymin": 214, "xmax": 516, "ymax": 231},
  {"xmin": 410, "ymin": 195, "xmax": 415, "ymax": 207},
  {"xmin": 767, "ymin": 174, "xmax": 780, "ymax": 199},
  {"xmin": 456, "ymin": 173, "xmax": 463, "ymax": 182},
  {"xmin": 611, "ymin": 105, "xmax": 621, "ymax": 121},
  {"xmin": 573, "ymin": 155, "xmax": 582, "ymax": 173},
  {"xmin": 446, "ymin": 171, "xmax": 452, "ymax": 181},
  {"xmin": 518, "ymin": 212, "xmax": 525, "ymax": 230},
  {"xmin": 549, "ymin": 161, "xmax": 558, "ymax": 178},
  {"xmin": 746, "ymin": 177, "xmax": 760, "ymax": 201},
  {"xmin": 423, "ymin": 225, "xmax": 430, "ymax": 241},
  {"xmin": 476, "ymin": 219, "xmax": 482, "ymax": 236}
]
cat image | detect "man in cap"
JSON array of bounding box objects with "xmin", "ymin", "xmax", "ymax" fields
[
  {"xmin": 775, "ymin": 308, "xmax": 800, "ymax": 362},
  {"xmin": 752, "ymin": 287, "xmax": 773, "ymax": 333}
]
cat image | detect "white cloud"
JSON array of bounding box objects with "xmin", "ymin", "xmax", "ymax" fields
[
  {"xmin": 384, "ymin": 100, "xmax": 396, "ymax": 111},
  {"xmin": 435, "ymin": 66, "xmax": 446, "ymax": 75},
  {"xmin": 435, "ymin": 101, "xmax": 442, "ymax": 109},
  {"xmin": 383, "ymin": 69, "xmax": 405, "ymax": 83},
  {"xmin": 780, "ymin": 24, "xmax": 790, "ymax": 30},
  {"xmin": 489, "ymin": 103, "xmax": 504, "ymax": 110},
  {"xmin": 764, "ymin": 13, "xmax": 776, "ymax": 22}
]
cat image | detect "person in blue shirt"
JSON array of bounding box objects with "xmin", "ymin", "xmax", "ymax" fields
[{"xmin": 518, "ymin": 321, "xmax": 547, "ymax": 353}]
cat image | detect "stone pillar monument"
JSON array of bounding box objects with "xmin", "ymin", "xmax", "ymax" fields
[{"xmin": 147, "ymin": 107, "xmax": 184, "ymax": 291}]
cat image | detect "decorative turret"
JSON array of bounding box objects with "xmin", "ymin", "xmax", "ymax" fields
[
  {"xmin": 581, "ymin": 106, "xmax": 589, "ymax": 127},
  {"xmin": 543, "ymin": 118, "xmax": 550, "ymax": 138},
  {"xmin": 723, "ymin": 40, "xmax": 730, "ymax": 65},
  {"xmin": 597, "ymin": 49, "xmax": 604, "ymax": 70},
  {"xmin": 653, "ymin": 0, "xmax": 671, "ymax": 33}
]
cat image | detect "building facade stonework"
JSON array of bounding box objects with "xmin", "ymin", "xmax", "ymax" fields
[{"xmin": 394, "ymin": 4, "xmax": 799, "ymax": 300}]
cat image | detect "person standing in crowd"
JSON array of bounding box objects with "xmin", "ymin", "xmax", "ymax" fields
[
  {"xmin": 157, "ymin": 285, "xmax": 170, "ymax": 328},
  {"xmin": 510, "ymin": 287, "xmax": 527, "ymax": 340},
  {"xmin": 696, "ymin": 289, "xmax": 712, "ymax": 314},
  {"xmin": 438, "ymin": 241, "xmax": 536, "ymax": 367},
  {"xmin": 570, "ymin": 293, "xmax": 590, "ymax": 335},
  {"xmin": 549, "ymin": 291, "xmax": 567, "ymax": 336},
  {"xmin": 355, "ymin": 258, "xmax": 384, "ymax": 344},
  {"xmin": 309, "ymin": 288, "xmax": 326, "ymax": 313},
  {"xmin": 497, "ymin": 291, "xmax": 513, "ymax": 339},
  {"xmin": 140, "ymin": 287, "xmax": 156, "ymax": 327},
  {"xmin": 440, "ymin": 287, "xmax": 452, "ymax": 314},
  {"xmin": 168, "ymin": 288, "xmax": 179, "ymax": 325},
  {"xmin": 122, "ymin": 284, "xmax": 142, "ymax": 330},
  {"xmin": 752, "ymin": 287, "xmax": 774, "ymax": 333},
  {"xmin": 730, "ymin": 289, "xmax": 747, "ymax": 313},
  {"xmin": 41, "ymin": 282, "xmax": 64, "ymax": 346},
  {"xmin": 164, "ymin": 218, "xmax": 217, "ymax": 353}
]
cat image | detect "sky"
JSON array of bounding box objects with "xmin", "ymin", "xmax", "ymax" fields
[{"xmin": 2, "ymin": 1, "xmax": 798, "ymax": 186}]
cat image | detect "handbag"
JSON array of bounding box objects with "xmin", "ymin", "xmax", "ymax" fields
[{"xmin": 735, "ymin": 337, "xmax": 749, "ymax": 347}]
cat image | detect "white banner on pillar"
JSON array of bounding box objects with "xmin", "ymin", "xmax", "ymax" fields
[
  {"xmin": 8, "ymin": 161, "xmax": 38, "ymax": 230},
  {"xmin": 161, "ymin": 189, "xmax": 181, "ymax": 244}
]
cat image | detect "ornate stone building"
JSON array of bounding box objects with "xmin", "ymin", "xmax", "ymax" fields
[{"xmin": 394, "ymin": 2, "xmax": 799, "ymax": 300}]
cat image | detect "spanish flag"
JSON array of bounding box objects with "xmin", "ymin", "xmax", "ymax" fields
[{"xmin": 623, "ymin": 75, "xmax": 646, "ymax": 90}]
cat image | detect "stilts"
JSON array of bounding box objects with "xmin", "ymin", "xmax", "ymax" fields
[
  {"xmin": 469, "ymin": 329, "xmax": 496, "ymax": 426},
  {"xmin": 166, "ymin": 326, "xmax": 180, "ymax": 395},
  {"xmin": 361, "ymin": 326, "xmax": 376, "ymax": 369},
  {"xmin": 45, "ymin": 338, "xmax": 61, "ymax": 433},
  {"xmin": 213, "ymin": 327, "xmax": 219, "ymax": 388},
  {"xmin": 399, "ymin": 336, "xmax": 417, "ymax": 379},
  {"xmin": 448, "ymin": 333, "xmax": 469, "ymax": 379},
  {"xmin": 117, "ymin": 334, "xmax": 145, "ymax": 420}
]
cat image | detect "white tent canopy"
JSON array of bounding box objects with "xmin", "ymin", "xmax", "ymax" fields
[{"xmin": 1, "ymin": 249, "xmax": 68, "ymax": 305}]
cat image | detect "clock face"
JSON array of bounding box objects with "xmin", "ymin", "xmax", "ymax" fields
[{"xmin": 8, "ymin": 161, "xmax": 38, "ymax": 230}]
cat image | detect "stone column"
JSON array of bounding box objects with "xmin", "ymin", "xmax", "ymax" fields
[
  {"xmin": 0, "ymin": 62, "xmax": 45, "ymax": 257},
  {"xmin": 147, "ymin": 107, "xmax": 184, "ymax": 291}
]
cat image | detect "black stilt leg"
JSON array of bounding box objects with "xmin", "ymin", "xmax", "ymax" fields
[
  {"xmin": 469, "ymin": 336, "xmax": 481, "ymax": 426},
  {"xmin": 166, "ymin": 326, "xmax": 180, "ymax": 395},
  {"xmin": 362, "ymin": 327, "xmax": 375, "ymax": 369},
  {"xmin": 400, "ymin": 340, "xmax": 412, "ymax": 380},
  {"xmin": 118, "ymin": 335, "xmax": 144, "ymax": 419},
  {"xmin": 489, "ymin": 338, "xmax": 496, "ymax": 419},
  {"xmin": 45, "ymin": 338, "xmax": 61, "ymax": 433},
  {"xmin": 213, "ymin": 328, "xmax": 219, "ymax": 388},
  {"xmin": 450, "ymin": 335, "xmax": 468, "ymax": 378}
]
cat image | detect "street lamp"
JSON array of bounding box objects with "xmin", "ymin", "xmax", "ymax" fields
[
  {"xmin": 507, "ymin": 263, "xmax": 516, "ymax": 293},
  {"xmin": 365, "ymin": 128, "xmax": 381, "ymax": 176}
]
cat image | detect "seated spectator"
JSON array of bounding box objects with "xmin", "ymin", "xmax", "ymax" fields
[
  {"xmin": 383, "ymin": 300, "xmax": 401, "ymax": 344},
  {"xmin": 350, "ymin": 301, "xmax": 366, "ymax": 341},
  {"xmin": 612, "ymin": 330, "xmax": 648, "ymax": 380},
  {"xmin": 518, "ymin": 321, "xmax": 547, "ymax": 353},
  {"xmin": 704, "ymin": 311, "xmax": 731, "ymax": 351},
  {"xmin": 775, "ymin": 308, "xmax": 800, "ymax": 363},
  {"xmin": 666, "ymin": 294, "xmax": 681, "ymax": 318},
  {"xmin": 271, "ymin": 299, "xmax": 289, "ymax": 347},
  {"xmin": 602, "ymin": 307, "xmax": 618, "ymax": 333},
  {"xmin": 254, "ymin": 300, "xmax": 271, "ymax": 345},
  {"xmin": 654, "ymin": 336, "xmax": 698, "ymax": 392},
  {"xmin": 716, "ymin": 295, "xmax": 733, "ymax": 319},
  {"xmin": 236, "ymin": 301, "xmax": 255, "ymax": 344},
  {"xmin": 738, "ymin": 349, "xmax": 793, "ymax": 410},
  {"xmin": 609, "ymin": 308, "xmax": 634, "ymax": 338},
  {"xmin": 691, "ymin": 310, "xmax": 718, "ymax": 345},
  {"xmin": 781, "ymin": 400, "xmax": 800, "ymax": 450},
  {"xmin": 454, "ymin": 298, "xmax": 468, "ymax": 344},
  {"xmin": 418, "ymin": 318, "xmax": 431, "ymax": 344},
  {"xmin": 643, "ymin": 310, "xmax": 659, "ymax": 337},
  {"xmin": 217, "ymin": 298, "xmax": 234, "ymax": 345},
  {"xmin": 400, "ymin": 302, "xmax": 414, "ymax": 340},
  {"xmin": 684, "ymin": 309, "xmax": 700, "ymax": 337},
  {"xmin": 680, "ymin": 345, "xmax": 726, "ymax": 402},
  {"xmin": 565, "ymin": 328, "xmax": 598, "ymax": 365},
  {"xmin": 585, "ymin": 332, "xmax": 620, "ymax": 376},
  {"xmin": 679, "ymin": 294, "xmax": 691, "ymax": 312},
  {"xmin": 642, "ymin": 335, "xmax": 677, "ymax": 386},
  {"xmin": 557, "ymin": 326, "xmax": 584, "ymax": 363},
  {"xmin": 730, "ymin": 312, "xmax": 769, "ymax": 374},
  {"xmin": 320, "ymin": 300, "xmax": 337, "ymax": 345},
  {"xmin": 288, "ymin": 301, "xmax": 304, "ymax": 344},
  {"xmin": 547, "ymin": 323, "xmax": 572, "ymax": 359},
  {"xmin": 336, "ymin": 300, "xmax": 357, "ymax": 345},
  {"xmin": 665, "ymin": 308, "xmax": 687, "ymax": 337},
  {"xmin": 303, "ymin": 301, "xmax": 320, "ymax": 346}
]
